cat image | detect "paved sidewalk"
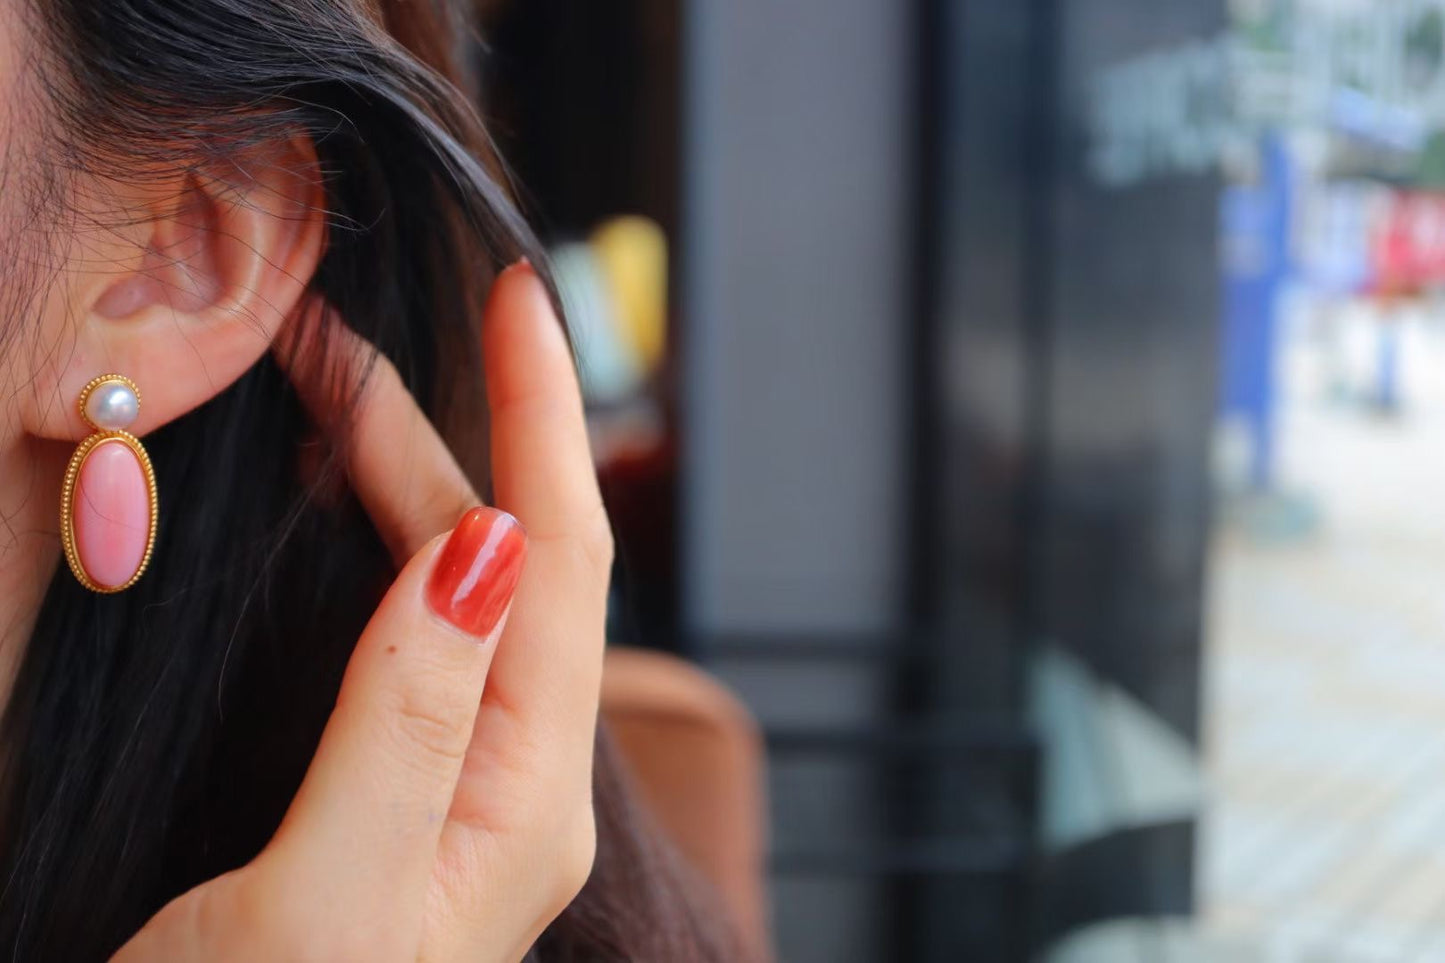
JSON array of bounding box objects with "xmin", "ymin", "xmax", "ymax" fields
[{"xmin": 1200, "ymin": 313, "xmax": 1445, "ymax": 962}]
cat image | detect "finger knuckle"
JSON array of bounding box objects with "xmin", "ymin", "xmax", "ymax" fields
[
  {"xmin": 146, "ymin": 888, "xmax": 217, "ymax": 954},
  {"xmin": 220, "ymin": 875, "xmax": 272, "ymax": 940},
  {"xmin": 156, "ymin": 869, "xmax": 402, "ymax": 963},
  {"xmin": 239, "ymin": 871, "xmax": 323, "ymax": 954},
  {"xmin": 550, "ymin": 811, "xmax": 598, "ymax": 911},
  {"xmin": 577, "ymin": 505, "xmax": 615, "ymax": 574},
  {"xmin": 366, "ymin": 349, "xmax": 404, "ymax": 393},
  {"xmin": 151, "ymin": 871, "xmax": 268, "ymax": 961},
  {"xmin": 389, "ymin": 685, "xmax": 474, "ymax": 769}
]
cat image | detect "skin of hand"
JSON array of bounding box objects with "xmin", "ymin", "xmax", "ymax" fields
[{"xmin": 111, "ymin": 261, "xmax": 614, "ymax": 963}]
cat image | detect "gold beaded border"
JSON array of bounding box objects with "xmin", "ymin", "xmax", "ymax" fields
[
  {"xmin": 60, "ymin": 432, "xmax": 159, "ymax": 594},
  {"xmin": 76, "ymin": 373, "xmax": 141, "ymax": 432}
]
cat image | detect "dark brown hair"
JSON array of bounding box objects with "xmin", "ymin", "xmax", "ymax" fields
[{"xmin": 0, "ymin": 0, "xmax": 735, "ymax": 958}]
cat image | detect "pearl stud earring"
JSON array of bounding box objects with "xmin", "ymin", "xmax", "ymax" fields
[{"xmin": 60, "ymin": 374, "xmax": 158, "ymax": 593}]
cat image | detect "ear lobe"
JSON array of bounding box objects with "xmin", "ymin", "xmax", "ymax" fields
[{"xmin": 31, "ymin": 135, "xmax": 327, "ymax": 442}]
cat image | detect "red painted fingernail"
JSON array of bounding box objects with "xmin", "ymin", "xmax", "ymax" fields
[{"xmin": 425, "ymin": 507, "xmax": 527, "ymax": 637}]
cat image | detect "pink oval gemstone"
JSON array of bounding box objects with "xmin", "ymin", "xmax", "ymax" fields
[{"xmin": 73, "ymin": 439, "xmax": 151, "ymax": 589}]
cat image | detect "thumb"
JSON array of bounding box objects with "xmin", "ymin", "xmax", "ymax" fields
[{"xmin": 266, "ymin": 507, "xmax": 526, "ymax": 946}]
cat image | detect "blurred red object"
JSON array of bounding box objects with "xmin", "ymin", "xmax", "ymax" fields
[
  {"xmin": 591, "ymin": 404, "xmax": 678, "ymax": 642},
  {"xmin": 1371, "ymin": 190, "xmax": 1445, "ymax": 297}
]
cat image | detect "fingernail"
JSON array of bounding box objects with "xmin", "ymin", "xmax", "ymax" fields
[{"xmin": 425, "ymin": 507, "xmax": 527, "ymax": 637}]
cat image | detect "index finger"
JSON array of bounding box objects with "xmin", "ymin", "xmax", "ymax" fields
[
  {"xmin": 276, "ymin": 306, "xmax": 480, "ymax": 564},
  {"xmin": 473, "ymin": 260, "xmax": 610, "ymax": 753}
]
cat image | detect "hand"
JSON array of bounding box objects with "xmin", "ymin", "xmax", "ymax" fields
[{"xmin": 113, "ymin": 261, "xmax": 613, "ymax": 962}]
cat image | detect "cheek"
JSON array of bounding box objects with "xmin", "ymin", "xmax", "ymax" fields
[
  {"xmin": 3, "ymin": 166, "xmax": 163, "ymax": 440},
  {"xmin": 3, "ymin": 192, "xmax": 128, "ymax": 439},
  {"xmin": 0, "ymin": 200, "xmax": 84, "ymax": 442},
  {"xmin": 13, "ymin": 285, "xmax": 90, "ymax": 440},
  {"xmin": 0, "ymin": 5, "xmax": 83, "ymax": 437}
]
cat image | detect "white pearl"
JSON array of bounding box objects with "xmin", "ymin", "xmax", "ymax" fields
[{"xmin": 85, "ymin": 381, "xmax": 139, "ymax": 430}]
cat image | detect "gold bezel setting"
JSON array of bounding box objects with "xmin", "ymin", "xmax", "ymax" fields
[{"xmin": 60, "ymin": 420, "xmax": 158, "ymax": 594}]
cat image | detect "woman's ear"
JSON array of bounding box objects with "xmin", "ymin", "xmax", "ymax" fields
[{"xmin": 24, "ymin": 135, "xmax": 326, "ymax": 440}]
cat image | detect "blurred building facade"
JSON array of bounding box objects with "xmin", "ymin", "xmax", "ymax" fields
[{"xmin": 478, "ymin": 0, "xmax": 1445, "ymax": 960}]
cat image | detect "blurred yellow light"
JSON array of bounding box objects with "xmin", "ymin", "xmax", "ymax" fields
[{"xmin": 591, "ymin": 215, "xmax": 668, "ymax": 372}]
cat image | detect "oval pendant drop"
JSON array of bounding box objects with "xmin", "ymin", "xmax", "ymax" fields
[{"xmin": 61, "ymin": 434, "xmax": 158, "ymax": 592}]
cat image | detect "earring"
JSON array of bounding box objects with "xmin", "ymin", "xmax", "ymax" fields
[{"xmin": 60, "ymin": 374, "xmax": 158, "ymax": 593}]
